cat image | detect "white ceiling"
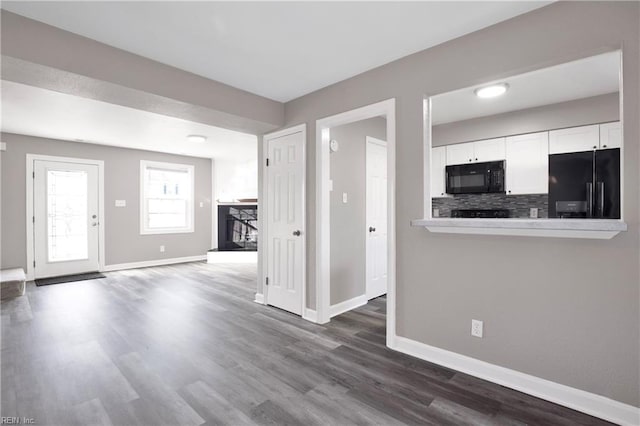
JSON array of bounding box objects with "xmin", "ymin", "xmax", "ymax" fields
[
  {"xmin": 1, "ymin": 81, "xmax": 257, "ymax": 160},
  {"xmin": 432, "ymin": 51, "xmax": 621, "ymax": 125},
  {"xmin": 2, "ymin": 1, "xmax": 550, "ymax": 102}
]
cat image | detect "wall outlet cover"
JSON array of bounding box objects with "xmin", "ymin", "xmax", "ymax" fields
[
  {"xmin": 433, "ymin": 208, "xmax": 440, "ymax": 218},
  {"xmin": 342, "ymin": 192, "xmax": 348, "ymax": 203},
  {"xmin": 471, "ymin": 319, "xmax": 483, "ymax": 338},
  {"xmin": 530, "ymin": 208, "xmax": 539, "ymax": 218},
  {"xmin": 160, "ymin": 245, "xmax": 165, "ymax": 253}
]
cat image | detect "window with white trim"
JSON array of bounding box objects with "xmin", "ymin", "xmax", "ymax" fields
[{"xmin": 140, "ymin": 160, "xmax": 194, "ymax": 234}]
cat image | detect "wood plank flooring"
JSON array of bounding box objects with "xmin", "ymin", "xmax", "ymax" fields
[{"xmin": 1, "ymin": 262, "xmax": 611, "ymax": 425}]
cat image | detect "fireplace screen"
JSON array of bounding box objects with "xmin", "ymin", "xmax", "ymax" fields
[{"xmin": 217, "ymin": 204, "xmax": 257, "ymax": 251}]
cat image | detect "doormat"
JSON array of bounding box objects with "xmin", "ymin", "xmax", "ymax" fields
[{"xmin": 35, "ymin": 272, "xmax": 106, "ymax": 287}]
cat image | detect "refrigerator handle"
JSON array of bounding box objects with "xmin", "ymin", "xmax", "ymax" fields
[
  {"xmin": 597, "ymin": 181, "xmax": 605, "ymax": 218},
  {"xmin": 586, "ymin": 182, "xmax": 594, "ymax": 218}
]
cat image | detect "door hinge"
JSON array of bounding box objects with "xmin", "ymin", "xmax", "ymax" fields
[
  {"xmin": 32, "ymin": 171, "xmax": 35, "ymax": 179},
  {"xmin": 265, "ymin": 277, "xmax": 269, "ymax": 286},
  {"xmin": 33, "ymin": 260, "xmax": 36, "ymax": 268},
  {"xmin": 32, "ymin": 216, "xmax": 35, "ymax": 223},
  {"xmin": 266, "ymin": 158, "xmax": 269, "ymax": 167}
]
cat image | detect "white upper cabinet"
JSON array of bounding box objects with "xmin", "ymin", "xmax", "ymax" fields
[
  {"xmin": 431, "ymin": 146, "xmax": 447, "ymax": 197},
  {"xmin": 505, "ymin": 132, "xmax": 549, "ymax": 195},
  {"xmin": 445, "ymin": 138, "xmax": 506, "ymax": 165},
  {"xmin": 549, "ymin": 124, "xmax": 599, "ymax": 154},
  {"xmin": 445, "ymin": 142, "xmax": 474, "ymax": 165},
  {"xmin": 474, "ymin": 137, "xmax": 506, "ymax": 162},
  {"xmin": 599, "ymin": 121, "xmax": 621, "ymax": 149}
]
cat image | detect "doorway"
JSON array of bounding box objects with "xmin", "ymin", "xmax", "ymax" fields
[
  {"xmin": 27, "ymin": 155, "xmax": 105, "ymax": 279},
  {"xmin": 261, "ymin": 125, "xmax": 306, "ymax": 316},
  {"xmin": 315, "ymin": 99, "xmax": 396, "ymax": 343}
]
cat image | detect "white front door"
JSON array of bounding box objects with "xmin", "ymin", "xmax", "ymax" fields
[
  {"xmin": 33, "ymin": 160, "xmax": 100, "ymax": 279},
  {"xmin": 366, "ymin": 137, "xmax": 388, "ymax": 300},
  {"xmin": 266, "ymin": 130, "xmax": 305, "ymax": 315}
]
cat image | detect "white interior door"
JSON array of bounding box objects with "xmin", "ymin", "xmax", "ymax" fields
[
  {"xmin": 266, "ymin": 131, "xmax": 305, "ymax": 315},
  {"xmin": 366, "ymin": 137, "xmax": 388, "ymax": 300},
  {"xmin": 34, "ymin": 160, "xmax": 100, "ymax": 279}
]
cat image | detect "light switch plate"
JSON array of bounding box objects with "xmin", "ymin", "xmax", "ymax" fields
[
  {"xmin": 199, "ymin": 201, "xmax": 204, "ymax": 208},
  {"xmin": 115, "ymin": 200, "xmax": 126, "ymax": 207},
  {"xmin": 0, "ymin": 142, "xmax": 6, "ymax": 151},
  {"xmin": 342, "ymin": 192, "xmax": 348, "ymax": 203}
]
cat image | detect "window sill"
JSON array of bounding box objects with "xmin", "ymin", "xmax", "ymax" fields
[{"xmin": 410, "ymin": 218, "xmax": 627, "ymax": 239}]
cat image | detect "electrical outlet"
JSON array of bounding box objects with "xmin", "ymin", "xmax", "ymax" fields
[
  {"xmin": 199, "ymin": 201, "xmax": 204, "ymax": 208},
  {"xmin": 530, "ymin": 208, "xmax": 539, "ymax": 218},
  {"xmin": 342, "ymin": 192, "xmax": 348, "ymax": 203},
  {"xmin": 160, "ymin": 245, "xmax": 165, "ymax": 253},
  {"xmin": 471, "ymin": 319, "xmax": 483, "ymax": 338}
]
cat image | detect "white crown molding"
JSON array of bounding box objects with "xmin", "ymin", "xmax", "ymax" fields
[
  {"xmin": 102, "ymin": 255, "xmax": 206, "ymax": 272},
  {"xmin": 389, "ymin": 334, "xmax": 640, "ymax": 426}
]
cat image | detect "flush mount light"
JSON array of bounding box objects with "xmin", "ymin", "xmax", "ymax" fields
[
  {"xmin": 187, "ymin": 135, "xmax": 207, "ymax": 143},
  {"xmin": 474, "ymin": 83, "xmax": 509, "ymax": 99}
]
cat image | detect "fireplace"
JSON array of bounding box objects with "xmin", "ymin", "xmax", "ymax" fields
[{"xmin": 217, "ymin": 204, "xmax": 257, "ymax": 251}]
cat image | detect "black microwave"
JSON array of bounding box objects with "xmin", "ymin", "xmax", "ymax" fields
[{"xmin": 445, "ymin": 161, "xmax": 505, "ymax": 194}]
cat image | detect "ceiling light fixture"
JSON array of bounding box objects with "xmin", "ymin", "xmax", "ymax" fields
[
  {"xmin": 474, "ymin": 83, "xmax": 509, "ymax": 99},
  {"xmin": 187, "ymin": 134, "xmax": 207, "ymax": 143}
]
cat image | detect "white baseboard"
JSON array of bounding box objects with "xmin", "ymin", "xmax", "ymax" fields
[
  {"xmin": 390, "ymin": 335, "xmax": 640, "ymax": 426},
  {"xmin": 103, "ymin": 255, "xmax": 207, "ymax": 272},
  {"xmin": 254, "ymin": 293, "xmax": 265, "ymax": 304},
  {"xmin": 303, "ymin": 308, "xmax": 318, "ymax": 323},
  {"xmin": 329, "ymin": 294, "xmax": 368, "ymax": 318},
  {"xmin": 207, "ymin": 250, "xmax": 257, "ymax": 264}
]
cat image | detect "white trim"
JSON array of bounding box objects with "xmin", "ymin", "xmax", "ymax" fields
[
  {"xmin": 139, "ymin": 160, "xmax": 195, "ymax": 235},
  {"xmin": 315, "ymin": 98, "xmax": 396, "ymax": 338},
  {"xmin": 303, "ymin": 308, "xmax": 318, "ymax": 323},
  {"xmin": 254, "ymin": 293, "xmax": 265, "ymax": 304},
  {"xmin": 211, "ymin": 158, "xmax": 217, "ymax": 249},
  {"xmin": 103, "ymin": 255, "xmax": 206, "ymax": 272},
  {"xmin": 329, "ymin": 294, "xmax": 368, "ymax": 318},
  {"xmin": 26, "ymin": 154, "xmax": 105, "ymax": 281},
  {"xmin": 389, "ymin": 335, "xmax": 640, "ymax": 426},
  {"xmin": 261, "ymin": 123, "xmax": 307, "ymax": 317}
]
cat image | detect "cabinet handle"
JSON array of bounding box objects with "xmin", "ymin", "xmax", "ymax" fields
[
  {"xmin": 602, "ymin": 145, "xmax": 607, "ymax": 148},
  {"xmin": 593, "ymin": 145, "xmax": 597, "ymax": 149},
  {"xmin": 475, "ymin": 158, "xmax": 478, "ymax": 161}
]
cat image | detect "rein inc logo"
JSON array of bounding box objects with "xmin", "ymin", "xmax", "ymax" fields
[{"xmin": 1, "ymin": 418, "xmax": 35, "ymax": 425}]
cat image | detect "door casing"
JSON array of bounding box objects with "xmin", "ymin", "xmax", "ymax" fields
[
  {"xmin": 26, "ymin": 154, "xmax": 105, "ymax": 281},
  {"xmin": 315, "ymin": 98, "xmax": 396, "ymax": 341}
]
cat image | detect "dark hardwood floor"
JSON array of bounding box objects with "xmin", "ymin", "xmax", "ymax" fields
[{"xmin": 1, "ymin": 261, "xmax": 611, "ymax": 425}]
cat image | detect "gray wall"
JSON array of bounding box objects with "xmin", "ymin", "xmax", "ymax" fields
[
  {"xmin": 280, "ymin": 2, "xmax": 639, "ymax": 407},
  {"xmin": 1, "ymin": 133, "xmax": 212, "ymax": 269},
  {"xmin": 1, "ymin": 11, "xmax": 284, "ymax": 135},
  {"xmin": 433, "ymin": 92, "xmax": 620, "ymax": 146},
  {"xmin": 330, "ymin": 118, "xmax": 386, "ymax": 305}
]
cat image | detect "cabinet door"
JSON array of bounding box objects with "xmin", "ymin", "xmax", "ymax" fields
[
  {"xmin": 474, "ymin": 137, "xmax": 506, "ymax": 163},
  {"xmin": 599, "ymin": 122, "xmax": 621, "ymax": 149},
  {"xmin": 549, "ymin": 124, "xmax": 599, "ymax": 154},
  {"xmin": 446, "ymin": 142, "xmax": 474, "ymax": 165},
  {"xmin": 431, "ymin": 146, "xmax": 447, "ymax": 197},
  {"xmin": 505, "ymin": 132, "xmax": 549, "ymax": 195}
]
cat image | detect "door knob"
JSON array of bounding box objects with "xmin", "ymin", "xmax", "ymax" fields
[
  {"xmin": 92, "ymin": 222, "xmax": 98, "ymax": 227},
  {"xmin": 369, "ymin": 226, "xmax": 376, "ymax": 233},
  {"xmin": 293, "ymin": 230, "xmax": 301, "ymax": 236}
]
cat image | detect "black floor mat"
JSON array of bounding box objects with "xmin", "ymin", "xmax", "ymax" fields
[{"xmin": 35, "ymin": 272, "xmax": 106, "ymax": 287}]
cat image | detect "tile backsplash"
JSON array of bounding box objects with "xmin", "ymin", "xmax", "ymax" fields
[{"xmin": 432, "ymin": 193, "xmax": 549, "ymax": 218}]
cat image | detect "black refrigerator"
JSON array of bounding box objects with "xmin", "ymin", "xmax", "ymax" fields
[{"xmin": 548, "ymin": 148, "xmax": 620, "ymax": 219}]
